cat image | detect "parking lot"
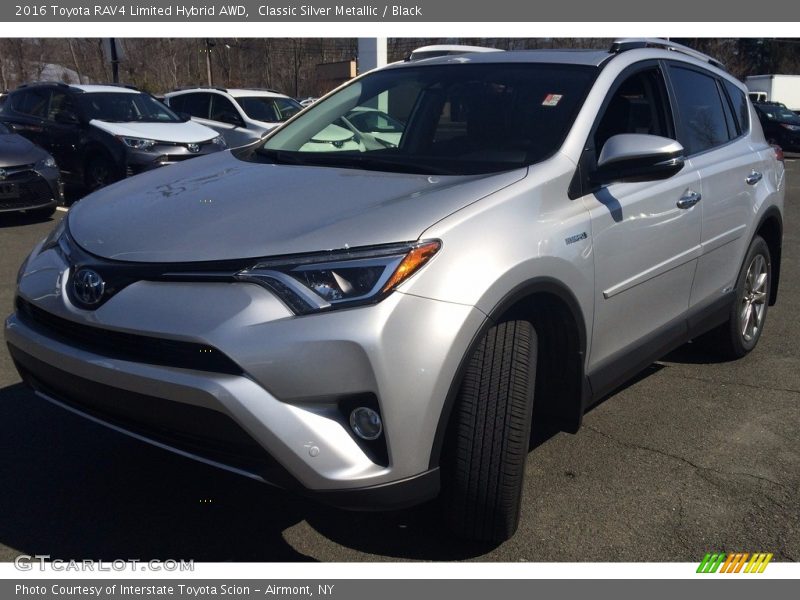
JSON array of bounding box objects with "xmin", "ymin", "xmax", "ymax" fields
[{"xmin": 0, "ymin": 160, "xmax": 797, "ymax": 563}]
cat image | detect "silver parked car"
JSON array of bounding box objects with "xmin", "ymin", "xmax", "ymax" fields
[
  {"xmin": 6, "ymin": 39, "xmax": 785, "ymax": 542},
  {"xmin": 0, "ymin": 121, "xmax": 62, "ymax": 218}
]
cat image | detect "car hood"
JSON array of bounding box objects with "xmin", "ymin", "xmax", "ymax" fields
[
  {"xmin": 0, "ymin": 133, "xmax": 47, "ymax": 166},
  {"xmin": 90, "ymin": 119, "xmax": 219, "ymax": 143},
  {"xmin": 69, "ymin": 151, "xmax": 526, "ymax": 263}
]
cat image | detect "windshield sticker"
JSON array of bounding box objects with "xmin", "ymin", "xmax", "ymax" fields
[{"xmin": 542, "ymin": 94, "xmax": 563, "ymax": 107}]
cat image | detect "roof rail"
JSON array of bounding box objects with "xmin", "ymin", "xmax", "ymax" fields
[
  {"xmin": 609, "ymin": 38, "xmax": 725, "ymax": 71},
  {"xmin": 240, "ymin": 87, "xmax": 282, "ymax": 94},
  {"xmin": 407, "ymin": 45, "xmax": 503, "ymax": 62},
  {"xmin": 171, "ymin": 85, "xmax": 228, "ymax": 93},
  {"xmin": 17, "ymin": 81, "xmax": 72, "ymax": 89},
  {"xmin": 93, "ymin": 83, "xmax": 140, "ymax": 91}
]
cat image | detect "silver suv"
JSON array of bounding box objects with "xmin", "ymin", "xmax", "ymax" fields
[
  {"xmin": 5, "ymin": 39, "xmax": 785, "ymax": 542},
  {"xmin": 164, "ymin": 87, "xmax": 303, "ymax": 148}
]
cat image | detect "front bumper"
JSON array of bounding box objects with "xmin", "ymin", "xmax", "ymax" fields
[
  {"xmin": 0, "ymin": 165, "xmax": 61, "ymax": 213},
  {"xmin": 125, "ymin": 143, "xmax": 223, "ymax": 176},
  {"xmin": 5, "ymin": 243, "xmax": 484, "ymax": 508}
]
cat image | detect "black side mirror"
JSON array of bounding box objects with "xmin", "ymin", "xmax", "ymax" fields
[
  {"xmin": 592, "ymin": 134, "xmax": 685, "ymax": 185},
  {"xmin": 217, "ymin": 111, "xmax": 244, "ymax": 127},
  {"xmin": 54, "ymin": 111, "xmax": 80, "ymax": 125},
  {"xmin": 178, "ymin": 111, "xmax": 191, "ymax": 122}
]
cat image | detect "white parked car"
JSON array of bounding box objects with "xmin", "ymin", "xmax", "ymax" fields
[{"xmin": 165, "ymin": 87, "xmax": 303, "ymax": 148}]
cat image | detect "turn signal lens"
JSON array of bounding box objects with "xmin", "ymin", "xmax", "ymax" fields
[{"xmin": 381, "ymin": 240, "xmax": 441, "ymax": 294}]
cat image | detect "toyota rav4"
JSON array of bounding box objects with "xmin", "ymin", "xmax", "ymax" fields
[{"xmin": 5, "ymin": 39, "xmax": 784, "ymax": 542}]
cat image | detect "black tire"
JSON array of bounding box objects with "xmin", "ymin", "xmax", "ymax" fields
[
  {"xmin": 702, "ymin": 236, "xmax": 771, "ymax": 359},
  {"xmin": 440, "ymin": 320, "xmax": 537, "ymax": 542},
  {"xmin": 84, "ymin": 154, "xmax": 119, "ymax": 191},
  {"xmin": 25, "ymin": 204, "xmax": 56, "ymax": 220}
]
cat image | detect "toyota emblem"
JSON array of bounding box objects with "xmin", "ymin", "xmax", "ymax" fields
[
  {"xmin": 73, "ymin": 269, "xmax": 106, "ymax": 306},
  {"xmin": 187, "ymin": 143, "xmax": 200, "ymax": 153}
]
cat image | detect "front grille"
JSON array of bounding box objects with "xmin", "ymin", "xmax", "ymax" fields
[
  {"xmin": 0, "ymin": 171, "xmax": 53, "ymax": 210},
  {"xmin": 158, "ymin": 153, "xmax": 205, "ymax": 163},
  {"xmin": 10, "ymin": 345, "xmax": 296, "ymax": 485},
  {"xmin": 15, "ymin": 297, "xmax": 243, "ymax": 376}
]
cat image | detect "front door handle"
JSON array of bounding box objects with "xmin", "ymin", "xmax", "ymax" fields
[
  {"xmin": 677, "ymin": 190, "xmax": 702, "ymax": 209},
  {"xmin": 746, "ymin": 171, "xmax": 763, "ymax": 185}
]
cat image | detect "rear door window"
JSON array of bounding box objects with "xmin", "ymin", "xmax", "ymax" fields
[
  {"xmin": 210, "ymin": 95, "xmax": 240, "ymax": 122},
  {"xmin": 174, "ymin": 93, "xmax": 211, "ymax": 119},
  {"xmin": 722, "ymin": 79, "xmax": 749, "ymax": 134},
  {"xmin": 11, "ymin": 89, "xmax": 50, "ymax": 118}
]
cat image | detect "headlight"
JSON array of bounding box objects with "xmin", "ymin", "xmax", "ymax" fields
[
  {"xmin": 16, "ymin": 255, "xmax": 30, "ymax": 285},
  {"xmin": 210, "ymin": 135, "xmax": 227, "ymax": 148},
  {"xmin": 36, "ymin": 155, "xmax": 57, "ymax": 170},
  {"xmin": 119, "ymin": 136, "xmax": 157, "ymax": 151},
  {"xmin": 40, "ymin": 217, "xmax": 67, "ymax": 252},
  {"xmin": 236, "ymin": 240, "xmax": 440, "ymax": 314},
  {"xmin": 20, "ymin": 217, "xmax": 67, "ymax": 282}
]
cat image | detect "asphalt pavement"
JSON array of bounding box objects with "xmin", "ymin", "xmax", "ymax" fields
[{"xmin": 0, "ymin": 161, "xmax": 797, "ymax": 562}]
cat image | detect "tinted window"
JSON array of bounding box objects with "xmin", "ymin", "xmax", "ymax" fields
[
  {"xmin": 173, "ymin": 93, "xmax": 211, "ymax": 119},
  {"xmin": 669, "ymin": 66, "xmax": 731, "ymax": 154},
  {"xmin": 78, "ymin": 92, "xmax": 181, "ymax": 123},
  {"xmin": 210, "ymin": 95, "xmax": 240, "ymax": 122},
  {"xmin": 755, "ymin": 104, "xmax": 800, "ymax": 124},
  {"xmin": 594, "ymin": 68, "xmax": 674, "ymax": 153},
  {"xmin": 11, "ymin": 89, "xmax": 50, "ymax": 118},
  {"xmin": 259, "ymin": 64, "xmax": 597, "ymax": 175},
  {"xmin": 48, "ymin": 91, "xmax": 78, "ymax": 121},
  {"xmin": 723, "ymin": 79, "xmax": 749, "ymax": 133},
  {"xmin": 238, "ymin": 96, "xmax": 301, "ymax": 122},
  {"xmin": 167, "ymin": 94, "xmax": 185, "ymax": 112}
]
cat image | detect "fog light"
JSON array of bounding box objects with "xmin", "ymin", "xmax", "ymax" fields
[{"xmin": 349, "ymin": 407, "xmax": 383, "ymax": 440}]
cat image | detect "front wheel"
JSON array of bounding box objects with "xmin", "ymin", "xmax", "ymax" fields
[
  {"xmin": 84, "ymin": 154, "xmax": 119, "ymax": 191},
  {"xmin": 25, "ymin": 204, "xmax": 56, "ymax": 220},
  {"xmin": 440, "ymin": 320, "xmax": 537, "ymax": 542}
]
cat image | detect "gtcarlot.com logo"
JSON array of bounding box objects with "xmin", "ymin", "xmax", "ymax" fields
[
  {"xmin": 14, "ymin": 555, "xmax": 194, "ymax": 572},
  {"xmin": 697, "ymin": 552, "xmax": 773, "ymax": 574}
]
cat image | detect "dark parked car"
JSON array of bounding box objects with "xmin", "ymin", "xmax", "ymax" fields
[
  {"xmin": 0, "ymin": 121, "xmax": 61, "ymax": 218},
  {"xmin": 752, "ymin": 101, "xmax": 800, "ymax": 152},
  {"xmin": 0, "ymin": 83, "xmax": 225, "ymax": 190}
]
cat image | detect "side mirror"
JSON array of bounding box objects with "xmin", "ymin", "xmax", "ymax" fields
[
  {"xmin": 54, "ymin": 111, "xmax": 80, "ymax": 125},
  {"xmin": 593, "ymin": 134, "xmax": 685, "ymax": 185},
  {"xmin": 218, "ymin": 111, "xmax": 244, "ymax": 127},
  {"xmin": 178, "ymin": 111, "xmax": 192, "ymax": 122}
]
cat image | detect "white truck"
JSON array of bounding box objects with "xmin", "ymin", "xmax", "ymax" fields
[{"xmin": 745, "ymin": 74, "xmax": 800, "ymax": 112}]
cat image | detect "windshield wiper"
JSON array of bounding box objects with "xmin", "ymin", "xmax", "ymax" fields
[
  {"xmin": 253, "ymin": 148, "xmax": 308, "ymax": 165},
  {"xmin": 253, "ymin": 148, "xmax": 454, "ymax": 175},
  {"xmin": 336, "ymin": 154, "xmax": 456, "ymax": 175}
]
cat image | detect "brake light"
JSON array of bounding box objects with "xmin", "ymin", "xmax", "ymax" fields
[{"xmin": 771, "ymin": 144, "xmax": 784, "ymax": 163}]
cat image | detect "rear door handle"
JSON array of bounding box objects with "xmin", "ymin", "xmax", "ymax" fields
[
  {"xmin": 677, "ymin": 190, "xmax": 702, "ymax": 209},
  {"xmin": 746, "ymin": 171, "xmax": 763, "ymax": 185}
]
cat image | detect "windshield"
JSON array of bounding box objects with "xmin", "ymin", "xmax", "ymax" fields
[
  {"xmin": 250, "ymin": 63, "xmax": 597, "ymax": 175},
  {"xmin": 238, "ymin": 96, "xmax": 302, "ymax": 122},
  {"xmin": 78, "ymin": 92, "xmax": 182, "ymax": 123},
  {"xmin": 757, "ymin": 105, "xmax": 800, "ymax": 124}
]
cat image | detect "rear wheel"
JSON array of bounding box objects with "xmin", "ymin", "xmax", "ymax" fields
[
  {"xmin": 440, "ymin": 320, "xmax": 537, "ymax": 542},
  {"xmin": 703, "ymin": 236, "xmax": 771, "ymax": 359}
]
